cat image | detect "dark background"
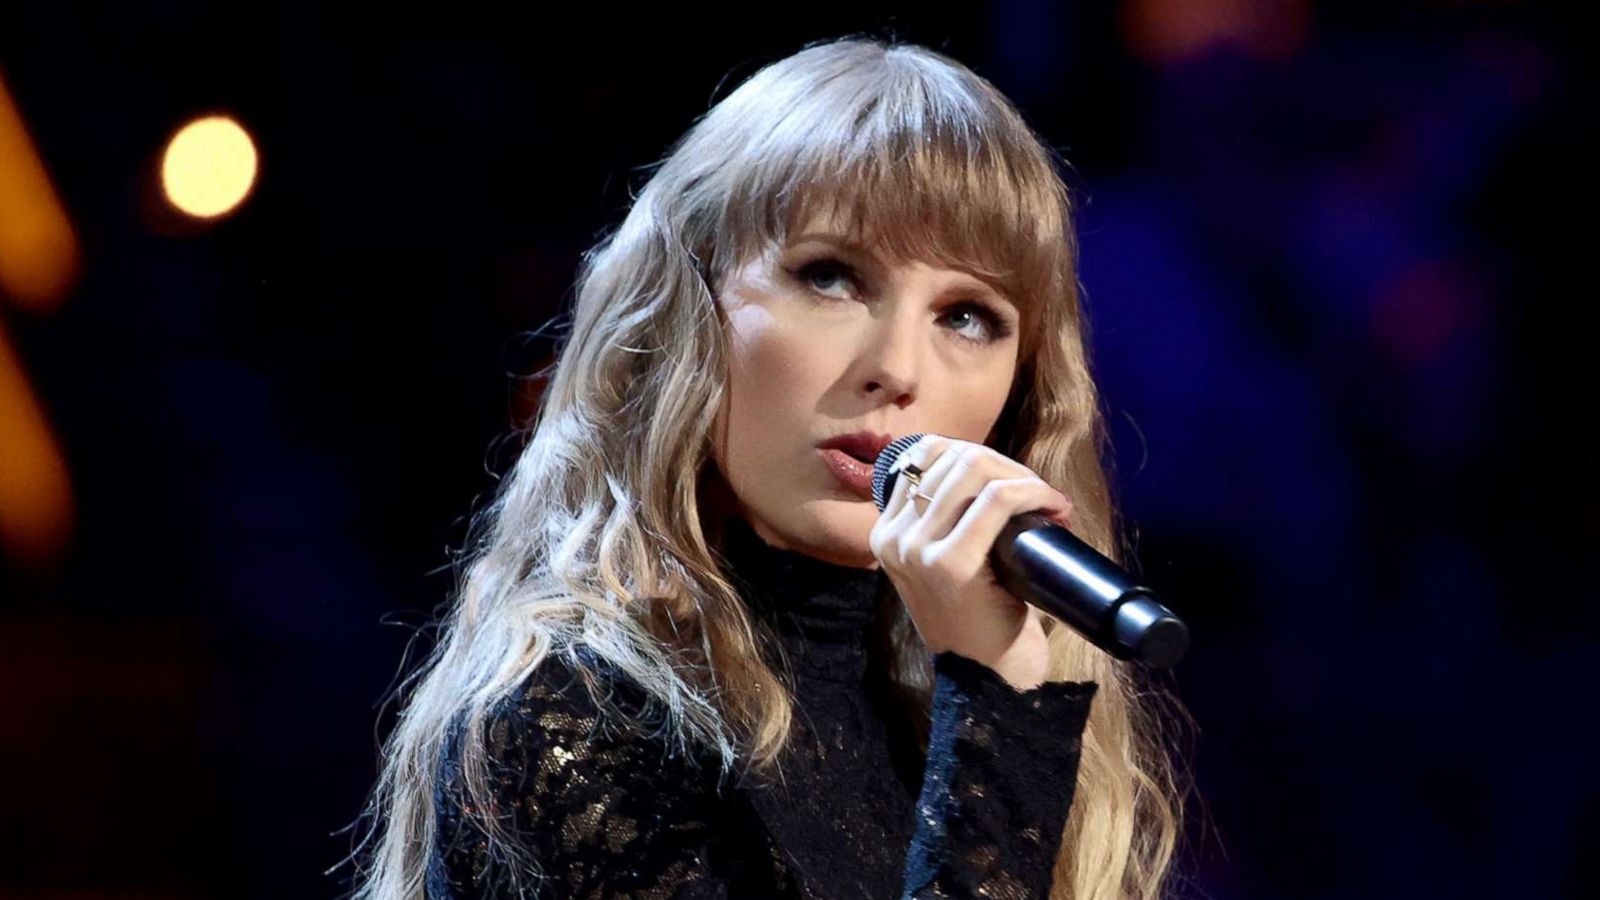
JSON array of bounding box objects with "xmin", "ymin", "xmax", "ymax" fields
[{"xmin": 0, "ymin": 1, "xmax": 1591, "ymax": 897}]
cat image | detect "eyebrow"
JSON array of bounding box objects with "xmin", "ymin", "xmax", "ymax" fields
[
  {"xmin": 787, "ymin": 232, "xmax": 883, "ymax": 267},
  {"xmin": 787, "ymin": 232, "xmax": 1019, "ymax": 311}
]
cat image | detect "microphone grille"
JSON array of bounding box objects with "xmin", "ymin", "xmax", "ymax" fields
[{"xmin": 871, "ymin": 432, "xmax": 926, "ymax": 511}]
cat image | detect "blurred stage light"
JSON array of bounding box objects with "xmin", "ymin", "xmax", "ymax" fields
[
  {"xmin": 0, "ymin": 321, "xmax": 74, "ymax": 571},
  {"xmin": 1122, "ymin": 0, "xmax": 1312, "ymax": 64},
  {"xmin": 160, "ymin": 114, "xmax": 259, "ymax": 219},
  {"xmin": 0, "ymin": 70, "xmax": 77, "ymax": 573},
  {"xmin": 0, "ymin": 71, "xmax": 80, "ymax": 311}
]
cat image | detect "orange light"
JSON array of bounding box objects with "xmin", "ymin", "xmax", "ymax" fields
[
  {"xmin": 0, "ymin": 71, "xmax": 81, "ymax": 312},
  {"xmin": 0, "ymin": 318, "xmax": 74, "ymax": 571},
  {"xmin": 0, "ymin": 69, "xmax": 77, "ymax": 572}
]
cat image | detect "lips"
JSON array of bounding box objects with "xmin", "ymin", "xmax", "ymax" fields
[
  {"xmin": 816, "ymin": 430, "xmax": 895, "ymax": 500},
  {"xmin": 819, "ymin": 448, "xmax": 877, "ymax": 499},
  {"xmin": 816, "ymin": 431, "xmax": 894, "ymax": 465}
]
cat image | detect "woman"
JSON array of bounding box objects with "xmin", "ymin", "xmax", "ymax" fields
[{"xmin": 349, "ymin": 36, "xmax": 1188, "ymax": 900}]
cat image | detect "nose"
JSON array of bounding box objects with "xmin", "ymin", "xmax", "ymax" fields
[{"xmin": 857, "ymin": 302, "xmax": 924, "ymax": 407}]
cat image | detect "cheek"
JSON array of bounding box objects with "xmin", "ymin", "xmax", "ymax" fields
[
  {"xmin": 726, "ymin": 305, "xmax": 828, "ymax": 410},
  {"xmin": 719, "ymin": 306, "xmax": 828, "ymax": 480},
  {"xmin": 951, "ymin": 362, "xmax": 1020, "ymax": 447}
]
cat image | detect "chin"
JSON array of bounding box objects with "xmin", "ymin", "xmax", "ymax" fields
[{"xmin": 806, "ymin": 501, "xmax": 880, "ymax": 568}]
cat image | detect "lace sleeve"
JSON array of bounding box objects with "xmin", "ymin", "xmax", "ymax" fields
[
  {"xmin": 426, "ymin": 652, "xmax": 800, "ymax": 900},
  {"xmin": 902, "ymin": 650, "xmax": 1099, "ymax": 899}
]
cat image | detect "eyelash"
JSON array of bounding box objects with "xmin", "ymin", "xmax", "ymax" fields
[{"xmin": 787, "ymin": 257, "xmax": 1015, "ymax": 345}]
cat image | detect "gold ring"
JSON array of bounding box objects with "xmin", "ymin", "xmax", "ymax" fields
[{"xmin": 901, "ymin": 463, "xmax": 930, "ymax": 512}]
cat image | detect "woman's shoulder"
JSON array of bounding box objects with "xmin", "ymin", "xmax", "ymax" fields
[
  {"xmin": 460, "ymin": 644, "xmax": 715, "ymax": 791},
  {"xmin": 433, "ymin": 646, "xmax": 725, "ymax": 848},
  {"xmin": 430, "ymin": 650, "xmax": 755, "ymax": 896},
  {"xmin": 475, "ymin": 646, "xmax": 655, "ymax": 749},
  {"xmin": 494, "ymin": 644, "xmax": 630, "ymax": 724}
]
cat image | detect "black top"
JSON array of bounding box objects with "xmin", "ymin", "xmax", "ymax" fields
[{"xmin": 426, "ymin": 516, "xmax": 1099, "ymax": 899}]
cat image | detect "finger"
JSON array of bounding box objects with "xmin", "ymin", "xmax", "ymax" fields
[
  {"xmin": 904, "ymin": 440, "xmax": 1019, "ymax": 539},
  {"xmin": 935, "ymin": 478, "xmax": 1075, "ymax": 563},
  {"xmin": 1044, "ymin": 497, "xmax": 1074, "ymax": 526},
  {"xmin": 880, "ymin": 439, "xmax": 923, "ymax": 519},
  {"xmin": 906, "ymin": 444, "xmax": 997, "ymax": 546},
  {"xmin": 875, "ymin": 435, "xmax": 948, "ymax": 557},
  {"xmin": 914, "ymin": 444, "xmax": 1070, "ymax": 535},
  {"xmin": 886, "ymin": 432, "xmax": 949, "ymax": 480},
  {"xmin": 892, "ymin": 437, "xmax": 967, "ymax": 537},
  {"xmin": 885, "ymin": 434, "xmax": 951, "ymax": 521},
  {"xmin": 882, "ymin": 454, "xmax": 913, "ymax": 516},
  {"xmin": 904, "ymin": 436, "xmax": 973, "ymax": 507},
  {"xmin": 872, "ymin": 466, "xmax": 913, "ymax": 558},
  {"xmin": 887, "ymin": 433, "xmax": 950, "ymax": 477}
]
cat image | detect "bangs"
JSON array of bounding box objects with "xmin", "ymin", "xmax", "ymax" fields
[{"xmin": 707, "ymin": 46, "xmax": 1073, "ymax": 356}]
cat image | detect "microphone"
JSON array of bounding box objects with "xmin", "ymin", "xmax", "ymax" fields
[{"xmin": 871, "ymin": 433, "xmax": 1189, "ymax": 669}]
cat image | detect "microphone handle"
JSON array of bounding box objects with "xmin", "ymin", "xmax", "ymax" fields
[{"xmin": 991, "ymin": 512, "xmax": 1190, "ymax": 669}]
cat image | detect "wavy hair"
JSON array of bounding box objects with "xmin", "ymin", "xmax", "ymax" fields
[{"xmin": 345, "ymin": 35, "xmax": 1192, "ymax": 900}]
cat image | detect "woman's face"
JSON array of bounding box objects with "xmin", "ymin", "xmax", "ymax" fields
[{"xmin": 707, "ymin": 210, "xmax": 1024, "ymax": 569}]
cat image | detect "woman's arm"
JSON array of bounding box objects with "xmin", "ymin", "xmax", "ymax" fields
[{"xmin": 905, "ymin": 650, "xmax": 1098, "ymax": 898}]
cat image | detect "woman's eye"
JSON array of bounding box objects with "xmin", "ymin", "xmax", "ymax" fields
[
  {"xmin": 794, "ymin": 258, "xmax": 855, "ymax": 297},
  {"xmin": 789, "ymin": 255, "xmax": 1013, "ymax": 346},
  {"xmin": 943, "ymin": 303, "xmax": 1013, "ymax": 344}
]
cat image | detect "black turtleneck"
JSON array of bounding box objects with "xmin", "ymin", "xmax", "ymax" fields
[
  {"xmin": 427, "ymin": 518, "xmax": 1101, "ymax": 900},
  {"xmin": 716, "ymin": 512, "xmax": 886, "ymax": 687}
]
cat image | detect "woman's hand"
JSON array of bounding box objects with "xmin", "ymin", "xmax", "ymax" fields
[{"xmin": 868, "ymin": 434, "xmax": 1075, "ymax": 690}]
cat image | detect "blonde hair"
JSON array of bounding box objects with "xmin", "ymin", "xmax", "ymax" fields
[{"xmin": 342, "ymin": 35, "xmax": 1192, "ymax": 900}]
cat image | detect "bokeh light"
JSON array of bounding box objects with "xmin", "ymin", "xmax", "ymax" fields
[
  {"xmin": 0, "ymin": 71, "xmax": 80, "ymax": 310},
  {"xmin": 160, "ymin": 114, "xmax": 259, "ymax": 219}
]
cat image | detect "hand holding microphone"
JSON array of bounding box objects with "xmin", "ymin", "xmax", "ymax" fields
[
  {"xmin": 870, "ymin": 433, "xmax": 1188, "ymax": 674},
  {"xmin": 867, "ymin": 433, "xmax": 1077, "ymax": 689}
]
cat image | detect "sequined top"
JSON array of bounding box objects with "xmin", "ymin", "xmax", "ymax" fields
[{"xmin": 426, "ymin": 516, "xmax": 1099, "ymax": 899}]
